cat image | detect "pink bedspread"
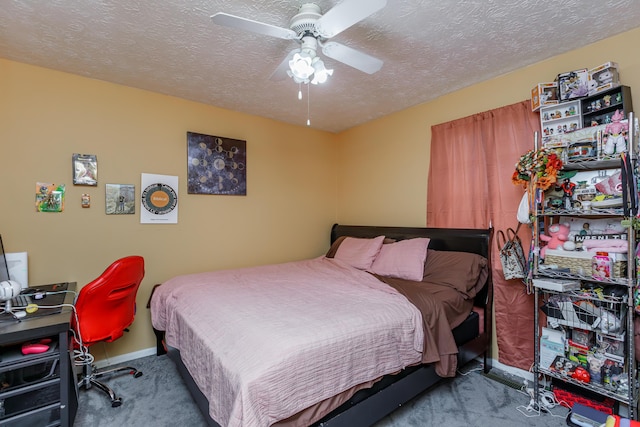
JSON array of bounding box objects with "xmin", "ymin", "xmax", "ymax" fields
[{"xmin": 151, "ymin": 257, "xmax": 424, "ymax": 427}]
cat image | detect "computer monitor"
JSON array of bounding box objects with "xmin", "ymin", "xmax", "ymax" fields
[{"xmin": 0, "ymin": 235, "xmax": 11, "ymax": 283}]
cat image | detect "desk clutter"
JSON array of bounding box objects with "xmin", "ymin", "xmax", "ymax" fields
[
  {"xmin": 0, "ymin": 282, "xmax": 70, "ymax": 321},
  {"xmin": 0, "ymin": 337, "xmax": 58, "ymax": 376},
  {"xmin": 0, "ymin": 280, "xmax": 76, "ymax": 426}
]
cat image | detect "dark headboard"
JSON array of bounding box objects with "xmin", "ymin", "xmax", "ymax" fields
[{"xmin": 330, "ymin": 224, "xmax": 494, "ymax": 308}]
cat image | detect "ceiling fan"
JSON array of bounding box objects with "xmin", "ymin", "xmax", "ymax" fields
[{"xmin": 211, "ymin": 0, "xmax": 387, "ymax": 85}]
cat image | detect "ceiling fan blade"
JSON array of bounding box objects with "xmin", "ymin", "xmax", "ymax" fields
[
  {"xmin": 315, "ymin": 0, "xmax": 387, "ymax": 38},
  {"xmin": 211, "ymin": 12, "xmax": 297, "ymax": 40},
  {"xmin": 321, "ymin": 41, "xmax": 383, "ymax": 74},
  {"xmin": 269, "ymin": 49, "xmax": 299, "ymax": 81}
]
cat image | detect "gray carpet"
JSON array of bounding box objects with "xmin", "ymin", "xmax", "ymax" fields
[{"xmin": 74, "ymin": 355, "xmax": 569, "ymax": 426}]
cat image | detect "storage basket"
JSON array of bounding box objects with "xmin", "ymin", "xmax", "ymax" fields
[
  {"xmin": 553, "ymin": 387, "xmax": 614, "ymax": 414},
  {"xmin": 545, "ymin": 251, "xmax": 627, "ymax": 278},
  {"xmin": 541, "ymin": 290, "xmax": 626, "ymax": 334}
]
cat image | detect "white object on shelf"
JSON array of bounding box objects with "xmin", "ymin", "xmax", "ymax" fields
[
  {"xmin": 540, "ymin": 327, "xmax": 566, "ymax": 370},
  {"xmin": 591, "ymin": 197, "xmax": 623, "ymax": 209},
  {"xmin": 6, "ymin": 252, "xmax": 28, "ymax": 288},
  {"xmin": 533, "ymin": 278, "xmax": 580, "ymax": 292},
  {"xmin": 540, "ymin": 99, "xmax": 582, "ymax": 147}
]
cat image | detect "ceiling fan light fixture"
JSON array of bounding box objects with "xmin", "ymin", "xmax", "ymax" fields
[
  {"xmin": 288, "ymin": 52, "xmax": 315, "ymax": 82},
  {"xmin": 310, "ymin": 58, "xmax": 333, "ymax": 85}
]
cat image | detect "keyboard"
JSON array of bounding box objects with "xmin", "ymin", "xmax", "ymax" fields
[{"xmin": 11, "ymin": 294, "xmax": 32, "ymax": 308}]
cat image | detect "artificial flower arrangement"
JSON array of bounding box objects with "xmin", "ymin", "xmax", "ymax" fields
[{"xmin": 512, "ymin": 147, "xmax": 563, "ymax": 191}]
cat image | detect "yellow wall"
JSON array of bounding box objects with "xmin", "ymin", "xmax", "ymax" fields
[
  {"xmin": 2, "ymin": 27, "xmax": 640, "ymax": 363},
  {"xmin": 0, "ymin": 59, "xmax": 337, "ymax": 359}
]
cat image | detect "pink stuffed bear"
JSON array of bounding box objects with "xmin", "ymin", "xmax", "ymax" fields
[{"xmin": 539, "ymin": 222, "xmax": 570, "ymax": 259}]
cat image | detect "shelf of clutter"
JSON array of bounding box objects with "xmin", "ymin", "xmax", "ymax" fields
[{"xmin": 528, "ymin": 62, "xmax": 638, "ymax": 417}]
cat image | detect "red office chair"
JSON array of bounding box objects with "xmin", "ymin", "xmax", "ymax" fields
[{"xmin": 72, "ymin": 256, "xmax": 145, "ymax": 407}]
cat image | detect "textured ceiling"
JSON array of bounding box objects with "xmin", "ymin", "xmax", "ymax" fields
[{"xmin": 1, "ymin": 1, "xmax": 639, "ymax": 133}]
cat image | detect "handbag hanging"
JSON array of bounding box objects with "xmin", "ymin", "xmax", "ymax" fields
[{"xmin": 497, "ymin": 223, "xmax": 528, "ymax": 280}]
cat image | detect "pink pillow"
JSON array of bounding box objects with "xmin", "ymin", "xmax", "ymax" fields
[
  {"xmin": 370, "ymin": 238, "xmax": 430, "ymax": 281},
  {"xmin": 334, "ymin": 236, "xmax": 386, "ymax": 270}
]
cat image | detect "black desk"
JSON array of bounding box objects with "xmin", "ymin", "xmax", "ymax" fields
[{"xmin": 0, "ymin": 282, "xmax": 78, "ymax": 427}]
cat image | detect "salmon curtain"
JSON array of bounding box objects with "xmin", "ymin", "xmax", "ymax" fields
[{"xmin": 427, "ymin": 100, "xmax": 541, "ymax": 370}]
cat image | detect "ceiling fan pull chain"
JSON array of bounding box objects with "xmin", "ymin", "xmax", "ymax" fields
[{"xmin": 307, "ymin": 83, "xmax": 311, "ymax": 127}]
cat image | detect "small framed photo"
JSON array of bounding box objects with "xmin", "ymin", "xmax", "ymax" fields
[
  {"xmin": 72, "ymin": 153, "xmax": 98, "ymax": 186},
  {"xmin": 106, "ymin": 184, "xmax": 135, "ymax": 215}
]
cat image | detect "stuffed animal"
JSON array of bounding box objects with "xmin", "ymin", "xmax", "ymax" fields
[{"xmin": 539, "ymin": 223, "xmax": 570, "ymax": 259}]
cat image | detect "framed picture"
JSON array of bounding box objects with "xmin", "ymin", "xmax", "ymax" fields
[
  {"xmin": 105, "ymin": 184, "xmax": 135, "ymax": 215},
  {"xmin": 72, "ymin": 153, "xmax": 98, "ymax": 186},
  {"xmin": 187, "ymin": 132, "xmax": 246, "ymax": 195}
]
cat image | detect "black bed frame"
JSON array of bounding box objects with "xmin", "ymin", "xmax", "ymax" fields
[{"xmin": 156, "ymin": 224, "xmax": 494, "ymax": 427}]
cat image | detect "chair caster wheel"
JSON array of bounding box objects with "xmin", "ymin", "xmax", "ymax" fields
[
  {"xmin": 133, "ymin": 371, "xmax": 143, "ymax": 378},
  {"xmin": 111, "ymin": 398, "xmax": 122, "ymax": 408}
]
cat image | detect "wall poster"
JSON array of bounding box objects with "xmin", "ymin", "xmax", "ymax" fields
[
  {"xmin": 140, "ymin": 173, "xmax": 178, "ymax": 224},
  {"xmin": 187, "ymin": 131, "xmax": 246, "ymax": 195}
]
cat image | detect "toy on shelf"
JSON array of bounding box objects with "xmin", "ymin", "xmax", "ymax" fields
[
  {"xmin": 556, "ymin": 69, "xmax": 589, "ymax": 100},
  {"xmin": 588, "ymin": 62, "xmax": 620, "ymax": 95},
  {"xmin": 603, "ymin": 110, "xmax": 628, "ymax": 155},
  {"xmin": 531, "ymin": 82, "xmax": 558, "ymax": 111},
  {"xmin": 540, "ymin": 223, "xmax": 570, "ymax": 259},
  {"xmin": 561, "ymin": 179, "xmax": 577, "ymax": 210}
]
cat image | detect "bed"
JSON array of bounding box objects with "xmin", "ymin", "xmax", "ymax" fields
[{"xmin": 150, "ymin": 224, "xmax": 493, "ymax": 427}]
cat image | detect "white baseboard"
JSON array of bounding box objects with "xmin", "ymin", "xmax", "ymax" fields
[
  {"xmin": 489, "ymin": 358, "xmax": 534, "ymax": 382},
  {"xmin": 94, "ymin": 346, "xmax": 157, "ymax": 369}
]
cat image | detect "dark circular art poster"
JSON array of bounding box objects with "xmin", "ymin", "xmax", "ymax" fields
[{"xmin": 187, "ymin": 132, "xmax": 247, "ymax": 195}]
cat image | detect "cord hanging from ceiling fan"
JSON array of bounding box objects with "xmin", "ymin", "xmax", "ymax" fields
[
  {"xmin": 296, "ymin": 81, "xmax": 312, "ymax": 126},
  {"xmin": 307, "ymin": 83, "xmax": 311, "ymax": 126}
]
